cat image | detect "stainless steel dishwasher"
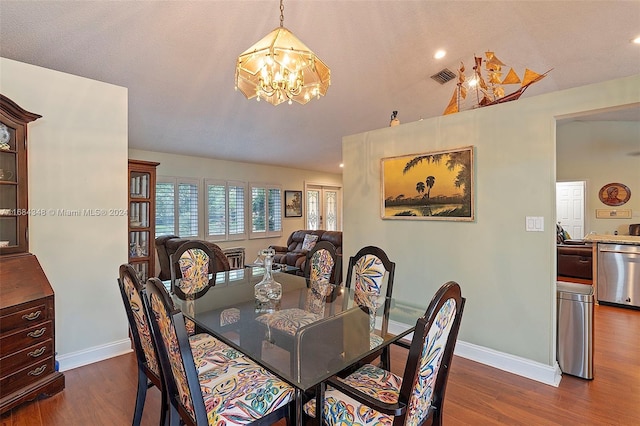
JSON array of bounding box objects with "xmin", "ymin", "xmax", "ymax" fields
[{"xmin": 597, "ymin": 243, "xmax": 640, "ymax": 309}]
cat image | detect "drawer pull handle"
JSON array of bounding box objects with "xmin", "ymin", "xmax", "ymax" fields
[
  {"xmin": 27, "ymin": 328, "xmax": 46, "ymax": 338},
  {"xmin": 28, "ymin": 347, "xmax": 47, "ymax": 358},
  {"xmin": 28, "ymin": 365, "xmax": 47, "ymax": 376},
  {"xmin": 22, "ymin": 311, "xmax": 42, "ymax": 321}
]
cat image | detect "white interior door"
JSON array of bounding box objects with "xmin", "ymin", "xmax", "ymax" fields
[
  {"xmin": 305, "ymin": 184, "xmax": 342, "ymax": 231},
  {"xmin": 556, "ymin": 181, "xmax": 585, "ymax": 238}
]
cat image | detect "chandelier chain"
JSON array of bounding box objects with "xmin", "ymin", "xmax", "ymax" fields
[{"xmin": 279, "ymin": 0, "xmax": 284, "ymax": 27}]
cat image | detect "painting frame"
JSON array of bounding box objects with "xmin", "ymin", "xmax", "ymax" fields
[
  {"xmin": 284, "ymin": 190, "xmax": 303, "ymax": 217},
  {"xmin": 381, "ymin": 146, "xmax": 474, "ymax": 221}
]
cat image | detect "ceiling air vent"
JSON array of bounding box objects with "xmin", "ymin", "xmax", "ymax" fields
[{"xmin": 430, "ymin": 68, "xmax": 456, "ymax": 84}]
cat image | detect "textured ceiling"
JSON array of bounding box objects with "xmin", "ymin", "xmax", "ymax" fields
[{"xmin": 1, "ymin": 1, "xmax": 639, "ymax": 173}]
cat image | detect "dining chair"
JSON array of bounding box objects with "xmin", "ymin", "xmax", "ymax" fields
[
  {"xmin": 118, "ymin": 264, "xmax": 237, "ymax": 426},
  {"xmin": 304, "ymin": 281, "xmax": 465, "ymax": 425},
  {"xmin": 118, "ymin": 264, "xmax": 167, "ymax": 426},
  {"xmin": 303, "ymin": 240, "xmax": 341, "ymax": 284},
  {"xmin": 169, "ymin": 241, "xmax": 239, "ymax": 335},
  {"xmin": 344, "ymin": 245, "xmax": 396, "ymax": 370},
  {"xmin": 143, "ymin": 277, "xmax": 295, "ymax": 425},
  {"xmin": 169, "ymin": 241, "xmax": 217, "ymax": 300}
]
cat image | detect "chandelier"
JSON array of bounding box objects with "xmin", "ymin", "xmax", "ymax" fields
[{"xmin": 235, "ymin": 0, "xmax": 330, "ymax": 106}]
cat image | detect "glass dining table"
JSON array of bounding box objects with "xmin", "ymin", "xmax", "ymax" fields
[{"xmin": 167, "ymin": 266, "xmax": 416, "ymax": 424}]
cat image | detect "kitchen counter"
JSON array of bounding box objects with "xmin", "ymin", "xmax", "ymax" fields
[{"xmin": 584, "ymin": 234, "xmax": 640, "ymax": 245}]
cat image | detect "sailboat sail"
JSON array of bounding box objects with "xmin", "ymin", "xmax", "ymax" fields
[
  {"xmin": 443, "ymin": 91, "xmax": 459, "ymax": 115},
  {"xmin": 501, "ymin": 68, "xmax": 521, "ymax": 85},
  {"xmin": 443, "ymin": 62, "xmax": 467, "ymax": 115},
  {"xmin": 521, "ymin": 68, "xmax": 546, "ymax": 86},
  {"xmin": 442, "ymin": 51, "xmax": 550, "ymax": 115}
]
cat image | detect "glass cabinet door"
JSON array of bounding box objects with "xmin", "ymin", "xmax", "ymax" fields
[
  {"xmin": 0, "ymin": 122, "xmax": 18, "ymax": 248},
  {"xmin": 128, "ymin": 160, "xmax": 159, "ymax": 282},
  {"xmin": 0, "ymin": 94, "xmax": 39, "ymax": 255}
]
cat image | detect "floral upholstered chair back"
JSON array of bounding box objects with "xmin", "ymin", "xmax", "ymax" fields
[
  {"xmin": 304, "ymin": 240, "xmax": 339, "ymax": 283},
  {"xmin": 352, "ymin": 254, "xmax": 387, "ymax": 304},
  {"xmin": 170, "ymin": 241, "xmax": 215, "ymax": 299},
  {"xmin": 345, "ymin": 246, "xmax": 396, "ymax": 353},
  {"xmin": 118, "ymin": 265, "xmax": 160, "ymax": 377},
  {"xmin": 405, "ymin": 295, "xmax": 458, "ymax": 423},
  {"xmin": 309, "ymin": 248, "xmax": 335, "ymax": 282},
  {"xmin": 348, "ymin": 248, "xmax": 395, "ymax": 323},
  {"xmin": 145, "ymin": 278, "xmax": 197, "ymax": 422}
]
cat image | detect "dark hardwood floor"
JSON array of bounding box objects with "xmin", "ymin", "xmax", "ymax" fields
[{"xmin": 2, "ymin": 304, "xmax": 638, "ymax": 425}]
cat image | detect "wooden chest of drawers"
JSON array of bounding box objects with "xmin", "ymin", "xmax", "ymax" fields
[{"xmin": 0, "ymin": 253, "xmax": 65, "ymax": 414}]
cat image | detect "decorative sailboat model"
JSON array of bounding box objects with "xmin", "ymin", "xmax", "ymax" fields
[{"xmin": 443, "ymin": 51, "xmax": 551, "ymax": 115}]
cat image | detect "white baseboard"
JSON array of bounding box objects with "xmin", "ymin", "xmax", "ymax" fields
[
  {"xmin": 388, "ymin": 320, "xmax": 562, "ymax": 387},
  {"xmin": 454, "ymin": 340, "xmax": 562, "ymax": 387},
  {"xmin": 57, "ymin": 338, "xmax": 132, "ymax": 372},
  {"xmin": 58, "ymin": 325, "xmax": 563, "ymax": 388}
]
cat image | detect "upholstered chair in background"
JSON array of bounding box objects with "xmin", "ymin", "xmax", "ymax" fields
[
  {"xmin": 303, "ymin": 240, "xmax": 340, "ymax": 284},
  {"xmin": 344, "ymin": 245, "xmax": 396, "ymax": 370}
]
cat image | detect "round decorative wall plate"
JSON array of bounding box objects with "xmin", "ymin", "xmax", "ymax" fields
[{"xmin": 598, "ymin": 182, "xmax": 631, "ymax": 206}]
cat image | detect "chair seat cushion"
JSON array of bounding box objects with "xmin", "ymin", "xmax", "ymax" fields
[
  {"xmin": 256, "ymin": 308, "xmax": 322, "ymax": 336},
  {"xmin": 303, "ymin": 364, "xmax": 401, "ymax": 423},
  {"xmin": 198, "ymin": 357, "xmax": 294, "ymax": 424},
  {"xmin": 188, "ymin": 333, "xmax": 243, "ymax": 375}
]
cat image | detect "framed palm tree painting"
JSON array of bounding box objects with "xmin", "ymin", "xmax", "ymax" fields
[{"xmin": 381, "ymin": 146, "xmax": 474, "ymax": 221}]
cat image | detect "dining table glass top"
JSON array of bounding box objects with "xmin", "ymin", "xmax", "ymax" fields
[{"xmin": 167, "ymin": 266, "xmax": 415, "ymax": 390}]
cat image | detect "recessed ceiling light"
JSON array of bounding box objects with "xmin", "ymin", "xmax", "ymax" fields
[
  {"xmin": 339, "ymin": 163, "xmax": 344, "ymax": 168},
  {"xmin": 633, "ymin": 36, "xmax": 640, "ymax": 44},
  {"xmin": 434, "ymin": 50, "xmax": 446, "ymax": 59}
]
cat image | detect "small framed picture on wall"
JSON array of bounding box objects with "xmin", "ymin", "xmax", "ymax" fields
[{"xmin": 284, "ymin": 190, "xmax": 303, "ymax": 217}]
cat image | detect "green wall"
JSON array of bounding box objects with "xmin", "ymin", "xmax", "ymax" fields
[{"xmin": 342, "ymin": 75, "xmax": 639, "ymax": 368}]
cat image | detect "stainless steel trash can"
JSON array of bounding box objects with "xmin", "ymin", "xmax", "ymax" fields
[{"xmin": 557, "ymin": 282, "xmax": 594, "ymax": 379}]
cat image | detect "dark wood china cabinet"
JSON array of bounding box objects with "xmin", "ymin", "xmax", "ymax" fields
[
  {"xmin": 128, "ymin": 159, "xmax": 159, "ymax": 282},
  {"xmin": 0, "ymin": 94, "xmax": 65, "ymax": 414}
]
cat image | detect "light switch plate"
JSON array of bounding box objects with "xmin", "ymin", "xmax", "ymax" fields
[{"xmin": 526, "ymin": 216, "xmax": 544, "ymax": 232}]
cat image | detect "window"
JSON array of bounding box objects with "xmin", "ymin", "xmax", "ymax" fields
[
  {"xmin": 250, "ymin": 183, "xmax": 282, "ymax": 239},
  {"xmin": 205, "ymin": 179, "xmax": 247, "ymax": 241},
  {"xmin": 155, "ymin": 177, "xmax": 200, "ymax": 238},
  {"xmin": 156, "ymin": 181, "xmax": 175, "ymax": 237}
]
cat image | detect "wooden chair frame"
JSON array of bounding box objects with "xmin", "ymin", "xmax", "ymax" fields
[
  {"xmin": 325, "ymin": 281, "xmax": 465, "ymax": 426},
  {"xmin": 169, "ymin": 240, "xmax": 217, "ymax": 300},
  {"xmin": 117, "ymin": 264, "xmax": 167, "ymax": 426},
  {"xmin": 344, "ymin": 245, "xmax": 396, "ymax": 370},
  {"xmin": 143, "ymin": 277, "xmax": 293, "ymax": 426},
  {"xmin": 303, "ymin": 240, "xmax": 341, "ymax": 285}
]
